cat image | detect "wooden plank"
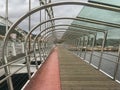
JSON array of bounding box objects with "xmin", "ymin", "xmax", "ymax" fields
[{"xmin": 58, "ymin": 47, "xmax": 120, "ymax": 90}]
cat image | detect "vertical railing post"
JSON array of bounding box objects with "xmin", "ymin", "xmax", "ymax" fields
[
  {"xmin": 72, "ymin": 40, "xmax": 74, "ymax": 53},
  {"xmin": 98, "ymin": 31, "xmax": 108, "ymax": 70},
  {"xmin": 39, "ymin": 0, "xmax": 42, "ymax": 64},
  {"xmin": 33, "ymin": 40, "xmax": 39, "ymax": 70},
  {"xmin": 45, "ymin": 40, "xmax": 48, "ymax": 55},
  {"xmin": 113, "ymin": 44, "xmax": 120, "ymax": 80},
  {"xmin": 89, "ymin": 33, "xmax": 97, "ymax": 64},
  {"xmin": 42, "ymin": 41, "xmax": 46, "ymax": 60},
  {"xmin": 4, "ymin": 0, "xmax": 14, "ymax": 90},
  {"xmin": 73, "ymin": 40, "xmax": 76, "ymax": 54},
  {"xmin": 80, "ymin": 37, "xmax": 83, "ymax": 57},
  {"xmin": 5, "ymin": 0, "xmax": 9, "ymax": 57},
  {"xmin": 26, "ymin": 0, "xmax": 32, "ymax": 80},
  {"xmin": 38, "ymin": 40, "xmax": 42, "ymax": 62},
  {"xmin": 82, "ymin": 36, "xmax": 86, "ymax": 59},
  {"xmin": 4, "ymin": 56, "xmax": 14, "ymax": 90},
  {"xmin": 84, "ymin": 35, "xmax": 89, "ymax": 60},
  {"xmin": 28, "ymin": 0, "xmax": 31, "ymax": 53},
  {"xmin": 80, "ymin": 37, "xmax": 84, "ymax": 57},
  {"xmin": 44, "ymin": 40, "xmax": 47, "ymax": 57},
  {"xmin": 74, "ymin": 40, "xmax": 76, "ymax": 54},
  {"xmin": 75, "ymin": 39, "xmax": 78, "ymax": 55},
  {"xmin": 77, "ymin": 38, "xmax": 81, "ymax": 56},
  {"xmin": 44, "ymin": 0, "xmax": 47, "ymax": 57}
]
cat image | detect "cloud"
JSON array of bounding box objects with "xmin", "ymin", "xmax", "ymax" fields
[
  {"xmin": 0, "ymin": 0, "xmax": 39, "ymax": 22},
  {"xmin": 0, "ymin": 0, "xmax": 88, "ymax": 36}
]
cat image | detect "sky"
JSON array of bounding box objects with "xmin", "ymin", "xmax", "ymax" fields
[
  {"xmin": 0, "ymin": 0, "xmax": 119, "ymax": 39},
  {"xmin": 0, "ymin": 0, "xmax": 88, "ymax": 31}
]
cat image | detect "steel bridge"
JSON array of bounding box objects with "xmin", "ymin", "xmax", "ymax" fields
[{"xmin": 0, "ymin": 0, "xmax": 120, "ymax": 90}]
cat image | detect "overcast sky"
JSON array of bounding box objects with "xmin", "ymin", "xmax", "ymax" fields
[
  {"xmin": 0, "ymin": 0, "xmax": 119, "ymax": 39},
  {"xmin": 0, "ymin": 0, "xmax": 88, "ymax": 39}
]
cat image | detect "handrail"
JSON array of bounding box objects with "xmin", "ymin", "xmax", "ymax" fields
[
  {"xmin": 0, "ymin": 64, "xmax": 26, "ymax": 84},
  {"xmin": 91, "ymin": 53, "xmax": 118, "ymax": 64},
  {"xmin": 0, "ymin": 49, "xmax": 44, "ymax": 88},
  {"xmin": 32, "ymin": 29, "xmax": 93, "ymax": 68},
  {"xmin": 1, "ymin": 1, "xmax": 120, "ymax": 90},
  {"xmin": 3, "ymin": 1, "xmax": 120, "ymax": 56}
]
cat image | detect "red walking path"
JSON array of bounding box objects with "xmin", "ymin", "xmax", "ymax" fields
[{"xmin": 24, "ymin": 47, "xmax": 61, "ymax": 90}]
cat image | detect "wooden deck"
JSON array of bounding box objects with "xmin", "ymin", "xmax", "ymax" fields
[
  {"xmin": 58, "ymin": 47, "xmax": 120, "ymax": 90},
  {"xmin": 24, "ymin": 46, "xmax": 120, "ymax": 90}
]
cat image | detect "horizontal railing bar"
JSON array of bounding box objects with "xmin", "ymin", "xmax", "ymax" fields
[
  {"xmin": 77, "ymin": 17, "xmax": 120, "ymax": 28},
  {"xmin": 0, "ymin": 56, "xmax": 26, "ymax": 69},
  {"xmin": 0, "ymin": 64, "xmax": 26, "ymax": 84},
  {"xmin": 103, "ymin": 52, "xmax": 119, "ymax": 57},
  {"xmin": 0, "ymin": 52, "xmax": 34, "ymax": 69},
  {"xmin": 80, "ymin": 50, "xmax": 119, "ymax": 57},
  {"xmin": 92, "ymin": 53, "xmax": 118, "ymax": 64}
]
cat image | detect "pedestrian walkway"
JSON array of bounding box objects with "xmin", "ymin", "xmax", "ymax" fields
[
  {"xmin": 24, "ymin": 47, "xmax": 61, "ymax": 90},
  {"xmin": 24, "ymin": 46, "xmax": 120, "ymax": 90},
  {"xmin": 58, "ymin": 46, "xmax": 120, "ymax": 90}
]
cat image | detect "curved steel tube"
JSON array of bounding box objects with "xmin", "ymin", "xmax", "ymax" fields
[
  {"xmin": 25, "ymin": 17, "xmax": 105, "ymax": 46},
  {"xmin": 24, "ymin": 23, "xmax": 96, "ymax": 58},
  {"xmin": 32, "ymin": 29, "xmax": 92, "ymax": 65},
  {"xmin": 3, "ymin": 1, "xmax": 120, "ymax": 59},
  {"xmin": 1, "ymin": 2, "xmax": 120, "ymax": 89}
]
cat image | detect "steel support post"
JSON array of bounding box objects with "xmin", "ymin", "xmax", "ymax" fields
[
  {"xmin": 98, "ymin": 31, "xmax": 108, "ymax": 70},
  {"xmin": 81, "ymin": 37, "xmax": 84, "ymax": 58},
  {"xmin": 75, "ymin": 39, "xmax": 78, "ymax": 55},
  {"xmin": 44, "ymin": 0, "xmax": 47, "ymax": 57},
  {"xmin": 77, "ymin": 38, "xmax": 81, "ymax": 56},
  {"xmin": 5, "ymin": 0, "xmax": 9, "ymax": 57},
  {"xmin": 79, "ymin": 37, "xmax": 83, "ymax": 57},
  {"xmin": 38, "ymin": 41, "xmax": 42, "ymax": 62},
  {"xmin": 81, "ymin": 36, "xmax": 85, "ymax": 58},
  {"xmin": 4, "ymin": 56, "xmax": 13, "ymax": 90},
  {"xmin": 84, "ymin": 35, "xmax": 89, "ymax": 60},
  {"xmin": 113, "ymin": 44, "xmax": 120, "ymax": 80},
  {"xmin": 83, "ymin": 36, "xmax": 86, "ymax": 58},
  {"xmin": 72, "ymin": 40, "xmax": 74, "ymax": 53},
  {"xmin": 71, "ymin": 40, "xmax": 73, "ymax": 53},
  {"xmin": 79, "ymin": 37, "xmax": 82, "ymax": 57},
  {"xmin": 26, "ymin": 0, "xmax": 32, "ymax": 79},
  {"xmin": 44, "ymin": 41, "xmax": 47, "ymax": 58},
  {"xmin": 39, "ymin": 0, "xmax": 42, "ymax": 63},
  {"xmin": 41, "ymin": 41, "xmax": 46, "ymax": 60},
  {"xmin": 75, "ymin": 40, "xmax": 77, "ymax": 54},
  {"xmin": 78, "ymin": 38, "xmax": 81, "ymax": 56},
  {"xmin": 89, "ymin": 33, "xmax": 97, "ymax": 64},
  {"xmin": 46, "ymin": 42, "xmax": 49, "ymax": 55},
  {"xmin": 33, "ymin": 40, "xmax": 39, "ymax": 70},
  {"xmin": 28, "ymin": 0, "xmax": 31, "ymax": 53},
  {"xmin": 4, "ymin": 0, "xmax": 13, "ymax": 89},
  {"xmin": 73, "ymin": 40, "xmax": 76, "ymax": 54},
  {"xmin": 25, "ymin": 53, "xmax": 31, "ymax": 79}
]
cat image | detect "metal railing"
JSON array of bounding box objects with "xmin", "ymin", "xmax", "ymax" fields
[
  {"xmin": 71, "ymin": 41, "xmax": 120, "ymax": 82},
  {"xmin": 0, "ymin": 1, "xmax": 120, "ymax": 90}
]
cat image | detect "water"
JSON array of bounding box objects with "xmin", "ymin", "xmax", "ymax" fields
[{"xmin": 73, "ymin": 51, "xmax": 120, "ymax": 81}]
